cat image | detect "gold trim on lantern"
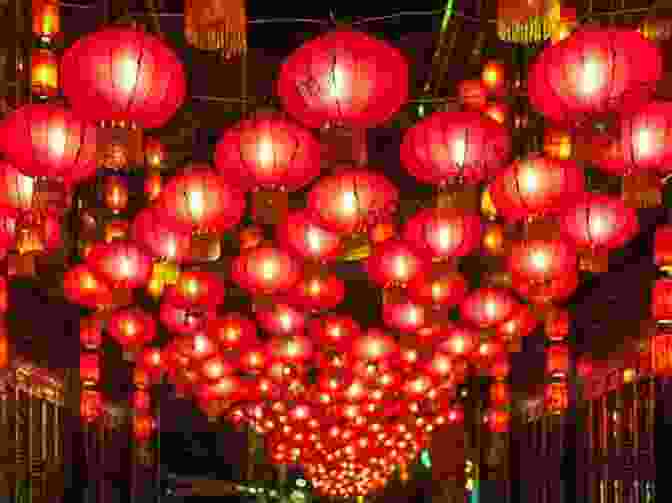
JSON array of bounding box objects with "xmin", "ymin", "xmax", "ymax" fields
[
  {"xmin": 497, "ymin": 0, "xmax": 560, "ymax": 45},
  {"xmin": 184, "ymin": 0, "xmax": 248, "ymax": 58}
]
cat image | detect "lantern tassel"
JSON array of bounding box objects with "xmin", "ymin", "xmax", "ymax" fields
[{"xmin": 184, "ymin": 0, "xmax": 248, "ymax": 58}]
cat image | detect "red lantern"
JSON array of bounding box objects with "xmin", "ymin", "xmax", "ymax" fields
[
  {"xmin": 277, "ymin": 29, "xmax": 408, "ymax": 129},
  {"xmin": 81, "ymin": 390, "xmax": 103, "ymax": 423},
  {"xmin": 278, "ymin": 210, "xmax": 342, "ymax": 263},
  {"xmin": 133, "ymin": 367, "xmax": 151, "ymax": 390},
  {"xmin": 482, "ymin": 102, "xmax": 508, "ymax": 125},
  {"xmin": 383, "ymin": 300, "xmax": 426, "ymax": 333},
  {"xmin": 145, "ymin": 171, "xmax": 162, "ymax": 201},
  {"xmin": 546, "ymin": 343, "xmax": 570, "ymax": 377},
  {"xmin": 545, "ymin": 308, "xmax": 570, "ymax": 342},
  {"xmin": 165, "ymin": 271, "xmax": 226, "ymax": 308},
  {"xmin": 652, "ymin": 279, "xmax": 672, "ymax": 324},
  {"xmin": 482, "ymin": 61, "xmax": 507, "ymax": 95},
  {"xmin": 104, "ymin": 219, "xmax": 129, "ymax": 244},
  {"xmin": 31, "ymin": 48, "xmax": 59, "ymax": 98},
  {"xmin": 404, "ymin": 208, "xmax": 482, "ymax": 260},
  {"xmin": 439, "ymin": 324, "xmax": 478, "ymax": 357},
  {"xmin": 133, "ymin": 415, "xmax": 155, "ymax": 443},
  {"xmin": 458, "ymin": 80, "xmax": 488, "ymax": 109},
  {"xmin": 144, "ymin": 137, "xmax": 165, "ymax": 169},
  {"xmin": 256, "ymin": 303, "xmax": 307, "ymax": 337},
  {"xmin": 309, "ymin": 315, "xmax": 362, "ymax": 350},
  {"xmin": 352, "ymin": 329, "xmax": 398, "ymax": 364},
  {"xmin": 508, "ymin": 239, "xmax": 577, "ymax": 284},
  {"xmin": 400, "ymin": 111, "xmax": 511, "ymax": 186},
  {"xmin": 158, "ymin": 166, "xmax": 246, "ymax": 233},
  {"xmin": 206, "ymin": 313, "xmax": 258, "ymax": 350},
  {"xmin": 528, "ymin": 28, "xmax": 662, "ymax": 123},
  {"xmin": 655, "ymin": 225, "xmax": 672, "ymax": 272},
  {"xmin": 268, "ymin": 335, "xmax": 314, "ymax": 364},
  {"xmin": 0, "ymin": 276, "xmax": 7, "ymax": 314},
  {"xmin": 132, "ymin": 207, "xmax": 192, "ymax": 263},
  {"xmin": 307, "ymin": 168, "xmax": 399, "ymax": 234},
  {"xmin": 108, "ymin": 307, "xmax": 156, "ymax": 358},
  {"xmin": 290, "ymin": 274, "xmax": 345, "ymax": 312},
  {"xmin": 63, "ymin": 265, "xmax": 113, "ymax": 309},
  {"xmin": 545, "ymin": 380, "xmax": 569, "ymax": 413},
  {"xmin": 0, "ymin": 104, "xmax": 97, "ymax": 183},
  {"xmin": 140, "ymin": 347, "xmax": 163, "ymax": 377},
  {"xmin": 491, "ymin": 155, "xmax": 585, "ymax": 222},
  {"xmin": 80, "ymin": 352, "xmax": 100, "ymax": 387},
  {"xmin": 104, "ymin": 175, "xmax": 129, "ymax": 214},
  {"xmin": 0, "ymin": 161, "xmax": 35, "ymax": 215},
  {"xmin": 86, "ymin": 240, "xmax": 152, "ymax": 289},
  {"xmin": 490, "ymin": 382, "xmax": 509, "ymax": 406},
  {"xmin": 365, "ymin": 239, "xmax": 427, "ymax": 287},
  {"xmin": 497, "ymin": 304, "xmax": 539, "ymax": 341},
  {"xmin": 514, "ymin": 270, "xmax": 579, "ymax": 306},
  {"xmin": 61, "ymin": 27, "xmax": 186, "ymax": 129},
  {"xmin": 460, "ymin": 288, "xmax": 517, "ymax": 329},
  {"xmin": 652, "ymin": 332, "xmax": 672, "ymax": 376},
  {"xmin": 133, "ymin": 390, "xmax": 151, "ymax": 411},
  {"xmin": 215, "ymin": 116, "xmax": 321, "ymax": 191},
  {"xmin": 408, "ymin": 270, "xmax": 468, "ymax": 309},
  {"xmin": 160, "ymin": 302, "xmax": 215, "ymax": 335},
  {"xmin": 232, "ymin": 246, "xmax": 301, "ymax": 296},
  {"xmin": 488, "ymin": 409, "xmax": 510, "ymax": 433},
  {"xmin": 0, "ymin": 322, "xmax": 8, "ymax": 371}
]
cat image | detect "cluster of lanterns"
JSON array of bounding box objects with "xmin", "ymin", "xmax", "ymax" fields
[{"xmin": 2, "ymin": 1, "xmax": 672, "ymax": 498}]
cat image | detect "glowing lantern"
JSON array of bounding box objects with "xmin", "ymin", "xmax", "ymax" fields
[
  {"xmin": 369, "ymin": 221, "xmax": 396, "ymax": 245},
  {"xmin": 232, "ymin": 246, "xmax": 301, "ymax": 296},
  {"xmin": 482, "ymin": 61, "xmax": 506, "ymax": 95},
  {"xmin": 655, "ymin": 225, "xmax": 672, "ymax": 273},
  {"xmin": 0, "ymin": 277, "xmax": 7, "ymax": 314},
  {"xmin": 546, "ymin": 343, "xmax": 570, "ymax": 377},
  {"xmin": 140, "ymin": 347, "xmax": 163, "ymax": 377},
  {"xmin": 383, "ymin": 299, "xmax": 426, "ymax": 333},
  {"xmin": 617, "ymin": 101, "xmax": 672, "ymax": 175},
  {"xmin": 61, "ymin": 27, "xmax": 186, "ymax": 129},
  {"xmin": 488, "ymin": 409, "xmax": 510, "ymax": 433},
  {"xmin": 104, "ymin": 175, "xmax": 129, "ymax": 214},
  {"xmin": 545, "ymin": 380, "xmax": 569, "ymax": 413},
  {"xmin": 291, "ymin": 274, "xmax": 345, "ymax": 312},
  {"xmin": 277, "ymin": 29, "xmax": 408, "ymax": 129},
  {"xmin": 0, "ymin": 162, "xmax": 35, "ymax": 214},
  {"xmin": 133, "ymin": 390, "xmax": 151, "ymax": 412},
  {"xmin": 408, "ymin": 270, "xmax": 468, "ymax": 309},
  {"xmin": 653, "ymin": 279, "xmax": 672, "ymax": 326},
  {"xmin": 0, "ymin": 324, "xmax": 8, "ymax": 370},
  {"xmin": 544, "ymin": 128, "xmax": 573, "ymax": 160},
  {"xmin": 458, "ymin": 80, "xmax": 488, "ymax": 110},
  {"xmin": 509, "ymin": 239, "xmax": 576, "ymax": 284},
  {"xmin": 32, "ymin": 0, "xmax": 60, "ymax": 41},
  {"xmin": 144, "ymin": 137, "xmax": 165, "ymax": 169},
  {"xmin": 483, "ymin": 102, "xmax": 508, "ymax": 125},
  {"xmin": 206, "ymin": 313, "xmax": 257, "ymax": 350},
  {"xmin": 133, "ymin": 415, "xmax": 155, "ymax": 443},
  {"xmin": 0, "ymin": 104, "xmax": 97, "ymax": 183},
  {"xmin": 256, "ymin": 303, "xmax": 306, "ymax": 337},
  {"xmin": 165, "ymin": 271, "xmax": 226, "ymax": 308},
  {"xmin": 491, "ymin": 155, "xmax": 585, "ymax": 222},
  {"xmin": 528, "ymin": 28, "xmax": 662, "ymax": 123},
  {"xmin": 86, "ymin": 240, "xmax": 152, "ymax": 289},
  {"xmin": 365, "ymin": 239, "xmax": 427, "ymax": 288},
  {"xmin": 352, "ymin": 329, "xmax": 398, "ymax": 364},
  {"xmin": 158, "ymin": 166, "xmax": 246, "ymax": 234},
  {"xmin": 498, "ymin": 304, "xmax": 539, "ymax": 343},
  {"xmin": 132, "ymin": 207, "xmax": 192, "ymax": 264},
  {"xmin": 400, "ymin": 111, "xmax": 511, "ymax": 187},
  {"xmin": 545, "ymin": 308, "xmax": 570, "ymax": 342},
  {"xmin": 490, "ymin": 382, "xmax": 509, "ymax": 406},
  {"xmin": 215, "ymin": 116, "xmax": 321, "ymax": 192},
  {"xmin": 640, "ymin": 17, "xmax": 672, "ymax": 41},
  {"xmin": 269, "ymin": 334, "xmax": 313, "ymax": 363},
  {"xmin": 31, "ymin": 49, "xmax": 59, "ymax": 98},
  {"xmin": 310, "ymin": 315, "xmax": 361, "ymax": 350},
  {"xmin": 307, "ymin": 168, "xmax": 399, "ymax": 234},
  {"xmin": 144, "ymin": 171, "xmax": 162, "ymax": 201},
  {"xmin": 651, "ymin": 333, "xmax": 672, "ymax": 376},
  {"xmin": 460, "ymin": 288, "xmax": 517, "ymax": 329},
  {"xmin": 404, "ymin": 208, "xmax": 481, "ymax": 261},
  {"xmin": 497, "ymin": 0, "xmax": 558, "ymax": 44},
  {"xmin": 63, "ymin": 264, "xmax": 113, "ymax": 310},
  {"xmin": 439, "ymin": 325, "xmax": 478, "ymax": 357},
  {"xmin": 514, "ymin": 269, "xmax": 578, "ymax": 307},
  {"xmin": 278, "ymin": 210, "xmax": 342, "ymax": 263},
  {"xmin": 560, "ymin": 194, "xmax": 638, "ymax": 273},
  {"xmin": 108, "ymin": 307, "xmax": 156, "ymax": 360},
  {"xmin": 79, "ymin": 352, "xmax": 100, "ymax": 387},
  {"xmin": 81, "ymin": 390, "xmax": 102, "ymax": 423}
]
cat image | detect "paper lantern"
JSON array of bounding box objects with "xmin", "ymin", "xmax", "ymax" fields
[
  {"xmin": 256, "ymin": 303, "xmax": 307, "ymax": 337},
  {"xmin": 144, "ymin": 137, "xmax": 165, "ymax": 169},
  {"xmin": 545, "ymin": 380, "xmax": 569, "ymax": 413},
  {"xmin": 460, "ymin": 288, "xmax": 517, "ymax": 329},
  {"xmin": 488, "ymin": 409, "xmax": 510, "ymax": 433},
  {"xmin": 0, "ymin": 322, "xmax": 9, "ymax": 370},
  {"xmin": 165, "ymin": 271, "xmax": 226, "ymax": 308},
  {"xmin": 232, "ymin": 246, "xmax": 301, "ymax": 296},
  {"xmin": 63, "ymin": 264, "xmax": 113, "ymax": 309},
  {"xmin": 86, "ymin": 240, "xmax": 152, "ymax": 289},
  {"xmin": 616, "ymin": 101, "xmax": 672, "ymax": 175},
  {"xmin": 277, "ymin": 210, "xmax": 342, "ymax": 263},
  {"xmin": 546, "ymin": 343, "xmax": 570, "ymax": 377},
  {"xmin": 133, "ymin": 390, "xmax": 151, "ymax": 412},
  {"xmin": 206, "ymin": 313, "xmax": 258, "ymax": 350},
  {"xmin": 309, "ymin": 315, "xmax": 362, "ymax": 351},
  {"xmin": 404, "ymin": 208, "xmax": 482, "ymax": 261},
  {"xmin": 400, "ymin": 111, "xmax": 511, "ymax": 187},
  {"xmin": 108, "ymin": 307, "xmax": 156, "ymax": 359},
  {"xmin": 352, "ymin": 329, "xmax": 398, "ymax": 363},
  {"xmin": 545, "ymin": 308, "xmax": 570, "ymax": 342},
  {"xmin": 482, "ymin": 61, "xmax": 507, "ymax": 95},
  {"xmin": 383, "ymin": 299, "xmax": 426, "ymax": 333},
  {"xmin": 31, "ymin": 49, "xmax": 59, "ymax": 98},
  {"xmin": 508, "ymin": 239, "xmax": 576, "ymax": 284},
  {"xmin": 103, "ymin": 175, "xmax": 129, "ymax": 214},
  {"xmin": 277, "ymin": 29, "xmax": 408, "ymax": 129},
  {"xmin": 652, "ymin": 333, "xmax": 672, "ymax": 376},
  {"xmin": 290, "ymin": 274, "xmax": 345, "ymax": 312},
  {"xmin": 408, "ymin": 269, "xmax": 468, "ymax": 309},
  {"xmin": 133, "ymin": 415, "xmax": 155, "ymax": 443},
  {"xmin": 80, "ymin": 352, "xmax": 100, "ymax": 387},
  {"xmin": 160, "ymin": 302, "xmax": 215, "ymax": 335},
  {"xmin": 652, "ymin": 279, "xmax": 672, "ymax": 325},
  {"xmin": 365, "ymin": 239, "xmax": 427, "ymax": 288},
  {"xmin": 655, "ymin": 225, "xmax": 672, "ymax": 273},
  {"xmin": 132, "ymin": 207, "xmax": 192, "ymax": 264},
  {"xmin": 61, "ymin": 27, "xmax": 186, "ymax": 129}
]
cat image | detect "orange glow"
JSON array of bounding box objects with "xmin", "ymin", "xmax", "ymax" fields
[
  {"xmin": 32, "ymin": 0, "xmax": 60, "ymax": 40},
  {"xmin": 31, "ymin": 49, "xmax": 59, "ymax": 98},
  {"xmin": 104, "ymin": 176, "xmax": 129, "ymax": 214}
]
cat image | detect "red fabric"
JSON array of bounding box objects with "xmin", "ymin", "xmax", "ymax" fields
[
  {"xmin": 460, "ymin": 287, "xmax": 518, "ymax": 329},
  {"xmin": 365, "ymin": 239, "xmax": 427, "ymax": 287},
  {"xmin": 508, "ymin": 238, "xmax": 577, "ymax": 284},
  {"xmin": 132, "ymin": 207, "xmax": 192, "ymax": 263},
  {"xmin": 404, "ymin": 207, "xmax": 482, "ymax": 259},
  {"xmin": 86, "ymin": 240, "xmax": 152, "ymax": 288},
  {"xmin": 277, "ymin": 209, "xmax": 342, "ymax": 263},
  {"xmin": 277, "ymin": 29, "xmax": 408, "ymax": 129}
]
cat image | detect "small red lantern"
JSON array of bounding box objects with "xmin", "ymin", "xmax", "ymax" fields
[
  {"xmin": 268, "ymin": 334, "xmax": 313, "ymax": 364},
  {"xmin": 133, "ymin": 415, "xmax": 155, "ymax": 443},
  {"xmin": 144, "ymin": 138, "xmax": 165, "ymax": 169},
  {"xmin": 382, "ymin": 299, "xmax": 426, "ymax": 333},
  {"xmin": 0, "ymin": 323, "xmax": 8, "ymax": 371},
  {"xmin": 408, "ymin": 269, "xmax": 468, "ymax": 309},
  {"xmin": 132, "ymin": 207, "xmax": 192, "ymax": 264},
  {"xmin": 310, "ymin": 315, "xmax": 361, "ymax": 350},
  {"xmin": 482, "ymin": 61, "xmax": 507, "ymax": 95},
  {"xmin": 488, "ymin": 409, "xmax": 510, "ymax": 433},
  {"xmin": 0, "ymin": 276, "xmax": 8, "ymax": 314},
  {"xmin": 278, "ymin": 210, "xmax": 342, "ymax": 263},
  {"xmin": 400, "ymin": 111, "xmax": 510, "ymax": 187},
  {"xmin": 545, "ymin": 308, "xmax": 570, "ymax": 342},
  {"xmin": 491, "ymin": 155, "xmax": 585, "ymax": 222},
  {"xmin": 256, "ymin": 303, "xmax": 307, "ymax": 337},
  {"xmin": 497, "ymin": 304, "xmax": 539, "ymax": 342},
  {"xmin": 63, "ymin": 265, "xmax": 113, "ymax": 310},
  {"xmin": 86, "ymin": 240, "xmax": 152, "ymax": 289},
  {"xmin": 307, "ymin": 168, "xmax": 399, "ymax": 234},
  {"xmin": 81, "ymin": 390, "xmax": 103, "ymax": 423},
  {"xmin": 404, "ymin": 208, "xmax": 482, "ymax": 261},
  {"xmin": 277, "ymin": 29, "xmax": 408, "ymax": 129},
  {"xmin": 134, "ymin": 367, "xmax": 151, "ymax": 390},
  {"xmin": 206, "ymin": 313, "xmax": 258, "ymax": 350},
  {"xmin": 31, "ymin": 49, "xmax": 59, "ymax": 98},
  {"xmin": 61, "ymin": 27, "xmax": 186, "ymax": 129},
  {"xmin": 439, "ymin": 324, "xmax": 478, "ymax": 356},
  {"xmin": 291, "ymin": 274, "xmax": 345, "ymax": 312},
  {"xmin": 108, "ymin": 308, "xmax": 157, "ymax": 360},
  {"xmin": 545, "ymin": 380, "xmax": 569, "ymax": 413},
  {"xmin": 158, "ymin": 166, "xmax": 246, "ymax": 234},
  {"xmin": 652, "ymin": 279, "xmax": 672, "ymax": 324},
  {"xmin": 508, "ymin": 239, "xmax": 577, "ymax": 284},
  {"xmin": 145, "ymin": 171, "xmax": 162, "ymax": 201},
  {"xmin": 458, "ymin": 80, "xmax": 488, "ymax": 109},
  {"xmin": 460, "ymin": 288, "xmax": 517, "ymax": 329},
  {"xmin": 140, "ymin": 347, "xmax": 163, "ymax": 377},
  {"xmin": 104, "ymin": 175, "xmax": 129, "ymax": 214},
  {"xmin": 215, "ymin": 116, "xmax": 321, "ymax": 192},
  {"xmin": 546, "ymin": 343, "xmax": 570, "ymax": 377},
  {"xmin": 352, "ymin": 329, "xmax": 398, "ymax": 364},
  {"xmin": 651, "ymin": 332, "xmax": 672, "ymax": 376},
  {"xmin": 365, "ymin": 239, "xmax": 427, "ymax": 288},
  {"xmin": 133, "ymin": 390, "xmax": 151, "ymax": 412},
  {"xmin": 655, "ymin": 225, "xmax": 672, "ymax": 272},
  {"xmin": 0, "ymin": 161, "xmax": 35, "ymax": 215},
  {"xmin": 490, "ymin": 382, "xmax": 509, "ymax": 406},
  {"xmin": 232, "ymin": 246, "xmax": 301, "ymax": 296},
  {"xmin": 160, "ymin": 302, "xmax": 215, "ymax": 335},
  {"xmin": 80, "ymin": 352, "xmax": 100, "ymax": 387},
  {"xmin": 482, "ymin": 102, "xmax": 508, "ymax": 125},
  {"xmin": 166, "ymin": 271, "xmax": 226, "ymax": 308},
  {"xmin": 514, "ymin": 270, "xmax": 579, "ymax": 306}
]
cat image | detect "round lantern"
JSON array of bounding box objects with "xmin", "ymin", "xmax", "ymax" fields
[
  {"xmin": 0, "ymin": 104, "xmax": 97, "ymax": 183},
  {"xmin": 460, "ymin": 288, "xmax": 517, "ymax": 329},
  {"xmin": 32, "ymin": 0, "xmax": 60, "ymax": 41},
  {"xmin": 383, "ymin": 299, "xmax": 426, "ymax": 333},
  {"xmin": 482, "ymin": 61, "xmax": 507, "ymax": 95},
  {"xmin": 277, "ymin": 29, "xmax": 408, "ymax": 129},
  {"xmin": 655, "ymin": 225, "xmax": 672, "ymax": 273},
  {"xmin": 215, "ymin": 116, "xmax": 321, "ymax": 192},
  {"xmin": 81, "ymin": 390, "xmax": 102, "ymax": 423},
  {"xmin": 400, "ymin": 111, "xmax": 511, "ymax": 186},
  {"xmin": 206, "ymin": 313, "xmax": 258, "ymax": 350},
  {"xmin": 232, "ymin": 246, "xmax": 301, "ymax": 295},
  {"xmin": 79, "ymin": 352, "xmax": 101, "ymax": 387},
  {"xmin": 31, "ymin": 48, "xmax": 59, "ymax": 98},
  {"xmin": 0, "ymin": 161, "xmax": 35, "ymax": 215},
  {"xmin": 497, "ymin": 304, "xmax": 539, "ymax": 343},
  {"xmin": 528, "ymin": 27, "xmax": 662, "ymax": 123},
  {"xmin": 164, "ymin": 271, "xmax": 226, "ymax": 308},
  {"xmin": 545, "ymin": 308, "xmax": 570, "ymax": 342},
  {"xmin": 63, "ymin": 264, "xmax": 113, "ymax": 309},
  {"xmin": 103, "ymin": 175, "xmax": 129, "ymax": 214},
  {"xmin": 490, "ymin": 155, "xmax": 585, "ymax": 222},
  {"xmin": 310, "ymin": 315, "xmax": 362, "ymax": 350},
  {"xmin": 307, "ymin": 168, "xmax": 399, "ymax": 234},
  {"xmin": 513, "ymin": 270, "xmax": 579, "ymax": 307},
  {"xmin": 61, "ymin": 27, "xmax": 186, "ymax": 129},
  {"xmin": 560, "ymin": 194, "xmax": 638, "ymax": 273},
  {"xmin": 80, "ymin": 316, "xmax": 103, "ymax": 350},
  {"xmin": 86, "ymin": 240, "xmax": 152, "ymax": 289},
  {"xmin": 290, "ymin": 274, "xmax": 345, "ymax": 312},
  {"xmin": 278, "ymin": 210, "xmax": 342, "ymax": 263},
  {"xmin": 652, "ymin": 279, "xmax": 672, "ymax": 324},
  {"xmin": 158, "ymin": 165, "xmax": 246, "ymax": 233},
  {"xmin": 133, "ymin": 390, "xmax": 152, "ymax": 411},
  {"xmin": 508, "ymin": 239, "xmax": 577, "ymax": 284},
  {"xmin": 546, "ymin": 343, "xmax": 570, "ymax": 377},
  {"xmin": 160, "ymin": 302, "xmax": 215, "ymax": 335},
  {"xmin": 365, "ymin": 239, "xmax": 427, "ymax": 288},
  {"xmin": 256, "ymin": 303, "xmax": 307, "ymax": 337},
  {"xmin": 404, "ymin": 208, "xmax": 482, "ymax": 261},
  {"xmin": 408, "ymin": 270, "xmax": 468, "ymax": 309},
  {"xmin": 352, "ymin": 329, "xmax": 398, "ymax": 364},
  {"xmin": 132, "ymin": 207, "xmax": 192, "ymax": 263},
  {"xmin": 108, "ymin": 307, "xmax": 156, "ymax": 359},
  {"xmin": 133, "ymin": 415, "xmax": 155, "ymax": 443},
  {"xmin": 268, "ymin": 334, "xmax": 313, "ymax": 363},
  {"xmin": 144, "ymin": 137, "xmax": 165, "ymax": 169}
]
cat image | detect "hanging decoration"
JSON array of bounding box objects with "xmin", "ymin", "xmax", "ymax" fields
[
  {"xmin": 184, "ymin": 0, "xmax": 248, "ymax": 58},
  {"xmin": 496, "ymin": 0, "xmax": 560, "ymax": 45}
]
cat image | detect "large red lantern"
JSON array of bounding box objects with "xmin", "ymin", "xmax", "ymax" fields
[
  {"xmin": 528, "ymin": 28, "xmax": 662, "ymax": 123},
  {"xmin": 256, "ymin": 303, "xmax": 307, "ymax": 337},
  {"xmin": 61, "ymin": 27, "xmax": 186, "ymax": 129},
  {"xmin": 215, "ymin": 116, "xmax": 321, "ymax": 191},
  {"xmin": 63, "ymin": 264, "xmax": 113, "ymax": 309},
  {"xmin": 460, "ymin": 288, "xmax": 517, "ymax": 329},
  {"xmin": 158, "ymin": 166, "xmax": 246, "ymax": 233},
  {"xmin": 132, "ymin": 207, "xmax": 192, "ymax": 263},
  {"xmin": 0, "ymin": 104, "xmax": 97, "ymax": 183},
  {"xmin": 278, "ymin": 210, "xmax": 342, "ymax": 263},
  {"xmin": 307, "ymin": 168, "xmax": 399, "ymax": 234},
  {"xmin": 232, "ymin": 246, "xmax": 301, "ymax": 296},
  {"xmin": 86, "ymin": 240, "xmax": 152, "ymax": 289},
  {"xmin": 277, "ymin": 29, "xmax": 408, "ymax": 129},
  {"xmin": 108, "ymin": 307, "xmax": 156, "ymax": 358},
  {"xmin": 490, "ymin": 155, "xmax": 585, "ymax": 222},
  {"xmin": 400, "ymin": 111, "xmax": 511, "ymax": 186},
  {"xmin": 508, "ymin": 239, "xmax": 577, "ymax": 284},
  {"xmin": 365, "ymin": 239, "xmax": 427, "ymax": 287},
  {"xmin": 404, "ymin": 208, "xmax": 482, "ymax": 260}
]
